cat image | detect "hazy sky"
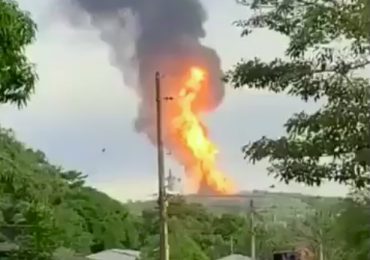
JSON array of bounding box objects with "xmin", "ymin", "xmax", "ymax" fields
[{"xmin": 0, "ymin": 0, "xmax": 349, "ymax": 200}]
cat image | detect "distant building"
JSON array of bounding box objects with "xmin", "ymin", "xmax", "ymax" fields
[
  {"xmin": 86, "ymin": 249, "xmax": 140, "ymax": 260},
  {"xmin": 217, "ymin": 254, "xmax": 252, "ymax": 260},
  {"xmin": 0, "ymin": 242, "xmax": 18, "ymax": 257},
  {"xmin": 166, "ymin": 169, "xmax": 182, "ymax": 195}
]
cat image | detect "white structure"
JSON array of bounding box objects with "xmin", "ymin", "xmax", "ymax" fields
[
  {"xmin": 87, "ymin": 249, "xmax": 140, "ymax": 260},
  {"xmin": 166, "ymin": 169, "xmax": 182, "ymax": 195}
]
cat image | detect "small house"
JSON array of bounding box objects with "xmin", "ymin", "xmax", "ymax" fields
[
  {"xmin": 86, "ymin": 249, "xmax": 140, "ymax": 260},
  {"xmin": 218, "ymin": 254, "xmax": 252, "ymax": 260}
]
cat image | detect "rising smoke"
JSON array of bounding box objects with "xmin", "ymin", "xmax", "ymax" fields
[{"xmin": 64, "ymin": 0, "xmax": 226, "ymax": 191}]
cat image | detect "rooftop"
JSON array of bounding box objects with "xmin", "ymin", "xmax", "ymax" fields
[
  {"xmin": 218, "ymin": 254, "xmax": 252, "ymax": 260},
  {"xmin": 0, "ymin": 242, "xmax": 18, "ymax": 252},
  {"xmin": 86, "ymin": 249, "xmax": 140, "ymax": 260}
]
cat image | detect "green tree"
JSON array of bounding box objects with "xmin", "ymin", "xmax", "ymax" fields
[
  {"xmin": 226, "ymin": 0, "xmax": 370, "ymax": 188},
  {"xmin": 65, "ymin": 187, "xmax": 140, "ymax": 253},
  {"xmin": 0, "ymin": 0, "xmax": 38, "ymax": 107},
  {"xmin": 168, "ymin": 218, "xmax": 209, "ymax": 260},
  {"xmin": 60, "ymin": 171, "xmax": 87, "ymax": 189},
  {"xmin": 1, "ymin": 127, "xmax": 143, "ymax": 257},
  {"xmin": 53, "ymin": 205, "xmax": 92, "ymax": 254},
  {"xmin": 335, "ymin": 190, "xmax": 370, "ymax": 259},
  {"xmin": 141, "ymin": 218, "xmax": 209, "ymax": 260},
  {"xmin": 295, "ymin": 209, "xmax": 338, "ymax": 259},
  {"xmin": 10, "ymin": 203, "xmax": 60, "ymax": 260},
  {"xmin": 212, "ymin": 213, "xmax": 250, "ymax": 258},
  {"xmin": 254, "ymin": 222, "xmax": 294, "ymax": 260},
  {"xmin": 140, "ymin": 198, "xmax": 212, "ymax": 260},
  {"xmin": 0, "ymin": 128, "xmax": 65, "ymax": 258}
]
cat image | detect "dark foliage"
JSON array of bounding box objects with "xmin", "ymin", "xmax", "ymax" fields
[{"xmin": 226, "ymin": 0, "xmax": 370, "ymax": 188}]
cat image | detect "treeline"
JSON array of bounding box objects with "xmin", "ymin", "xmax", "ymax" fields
[
  {"xmin": 1, "ymin": 127, "xmax": 369, "ymax": 259},
  {"xmin": 0, "ymin": 127, "xmax": 139, "ymax": 259}
]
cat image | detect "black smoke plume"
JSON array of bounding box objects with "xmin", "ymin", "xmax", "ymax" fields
[{"xmin": 64, "ymin": 0, "xmax": 226, "ymax": 192}]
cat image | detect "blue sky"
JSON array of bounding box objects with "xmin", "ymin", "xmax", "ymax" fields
[{"xmin": 0, "ymin": 0, "xmax": 349, "ymax": 200}]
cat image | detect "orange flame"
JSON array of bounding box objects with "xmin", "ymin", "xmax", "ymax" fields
[{"xmin": 173, "ymin": 66, "xmax": 235, "ymax": 194}]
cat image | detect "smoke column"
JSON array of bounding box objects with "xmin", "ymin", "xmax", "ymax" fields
[{"xmin": 64, "ymin": 0, "xmax": 226, "ymax": 193}]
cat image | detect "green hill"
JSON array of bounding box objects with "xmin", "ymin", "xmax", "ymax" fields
[
  {"xmin": 0, "ymin": 126, "xmax": 365, "ymax": 260},
  {"xmin": 125, "ymin": 190, "xmax": 342, "ymax": 221},
  {"xmin": 0, "ymin": 127, "xmax": 140, "ymax": 259}
]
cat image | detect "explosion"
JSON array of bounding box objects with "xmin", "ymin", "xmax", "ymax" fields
[
  {"xmin": 171, "ymin": 67, "xmax": 234, "ymax": 194},
  {"xmin": 63, "ymin": 0, "xmax": 235, "ymax": 194}
]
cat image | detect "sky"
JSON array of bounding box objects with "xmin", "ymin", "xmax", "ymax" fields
[{"xmin": 0, "ymin": 0, "xmax": 349, "ymax": 201}]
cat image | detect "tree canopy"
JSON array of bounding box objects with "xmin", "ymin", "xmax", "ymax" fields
[
  {"xmin": 226, "ymin": 0, "xmax": 370, "ymax": 188},
  {"xmin": 0, "ymin": 127, "xmax": 140, "ymax": 259},
  {"xmin": 1, "ymin": 125, "xmax": 369, "ymax": 259},
  {"xmin": 0, "ymin": 0, "xmax": 38, "ymax": 107}
]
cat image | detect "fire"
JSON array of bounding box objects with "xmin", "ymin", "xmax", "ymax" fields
[{"xmin": 172, "ymin": 66, "xmax": 235, "ymax": 194}]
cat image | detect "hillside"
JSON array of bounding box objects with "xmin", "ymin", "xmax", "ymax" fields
[
  {"xmin": 0, "ymin": 127, "xmax": 140, "ymax": 258},
  {"xmin": 125, "ymin": 190, "xmax": 342, "ymax": 220},
  {"xmin": 1, "ymin": 126, "xmax": 367, "ymax": 260}
]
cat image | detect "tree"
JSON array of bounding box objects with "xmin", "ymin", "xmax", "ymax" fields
[
  {"xmin": 211, "ymin": 213, "xmax": 250, "ymax": 258},
  {"xmin": 64, "ymin": 187, "xmax": 141, "ymax": 253},
  {"xmin": 168, "ymin": 218, "xmax": 209, "ymax": 260},
  {"xmin": 53, "ymin": 205, "xmax": 93, "ymax": 254},
  {"xmin": 0, "ymin": 128, "xmax": 65, "ymax": 258},
  {"xmin": 141, "ymin": 218, "xmax": 209, "ymax": 260},
  {"xmin": 10, "ymin": 203, "xmax": 60, "ymax": 260},
  {"xmin": 140, "ymin": 197, "xmax": 212, "ymax": 259},
  {"xmin": 226, "ymin": 0, "xmax": 370, "ymax": 188},
  {"xmin": 254, "ymin": 223, "xmax": 294, "ymax": 260},
  {"xmin": 60, "ymin": 171, "xmax": 87, "ymax": 189},
  {"xmin": 295, "ymin": 209, "xmax": 339, "ymax": 259},
  {"xmin": 0, "ymin": 0, "xmax": 38, "ymax": 107},
  {"xmin": 335, "ymin": 190, "xmax": 370, "ymax": 259},
  {"xmin": 1, "ymin": 127, "xmax": 142, "ymax": 257}
]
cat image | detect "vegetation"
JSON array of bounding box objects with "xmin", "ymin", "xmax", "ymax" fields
[
  {"xmin": 335, "ymin": 189, "xmax": 370, "ymax": 259},
  {"xmin": 226, "ymin": 0, "xmax": 370, "ymax": 188},
  {"xmin": 0, "ymin": 0, "xmax": 38, "ymax": 107},
  {"xmin": 0, "ymin": 128, "xmax": 141, "ymax": 259},
  {"xmin": 1, "ymin": 126, "xmax": 369, "ymax": 259}
]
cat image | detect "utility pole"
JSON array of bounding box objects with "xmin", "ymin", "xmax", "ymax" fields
[
  {"xmin": 155, "ymin": 72, "xmax": 169, "ymax": 260},
  {"xmin": 319, "ymin": 230, "xmax": 324, "ymax": 260},
  {"xmin": 319, "ymin": 243, "xmax": 324, "ymax": 260},
  {"xmin": 230, "ymin": 235, "xmax": 234, "ymax": 254},
  {"xmin": 250, "ymin": 199, "xmax": 256, "ymax": 260}
]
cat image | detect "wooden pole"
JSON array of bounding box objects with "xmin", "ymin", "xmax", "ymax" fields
[
  {"xmin": 250, "ymin": 199, "xmax": 256, "ymax": 260},
  {"xmin": 155, "ymin": 72, "xmax": 169, "ymax": 260},
  {"xmin": 230, "ymin": 235, "xmax": 234, "ymax": 254}
]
